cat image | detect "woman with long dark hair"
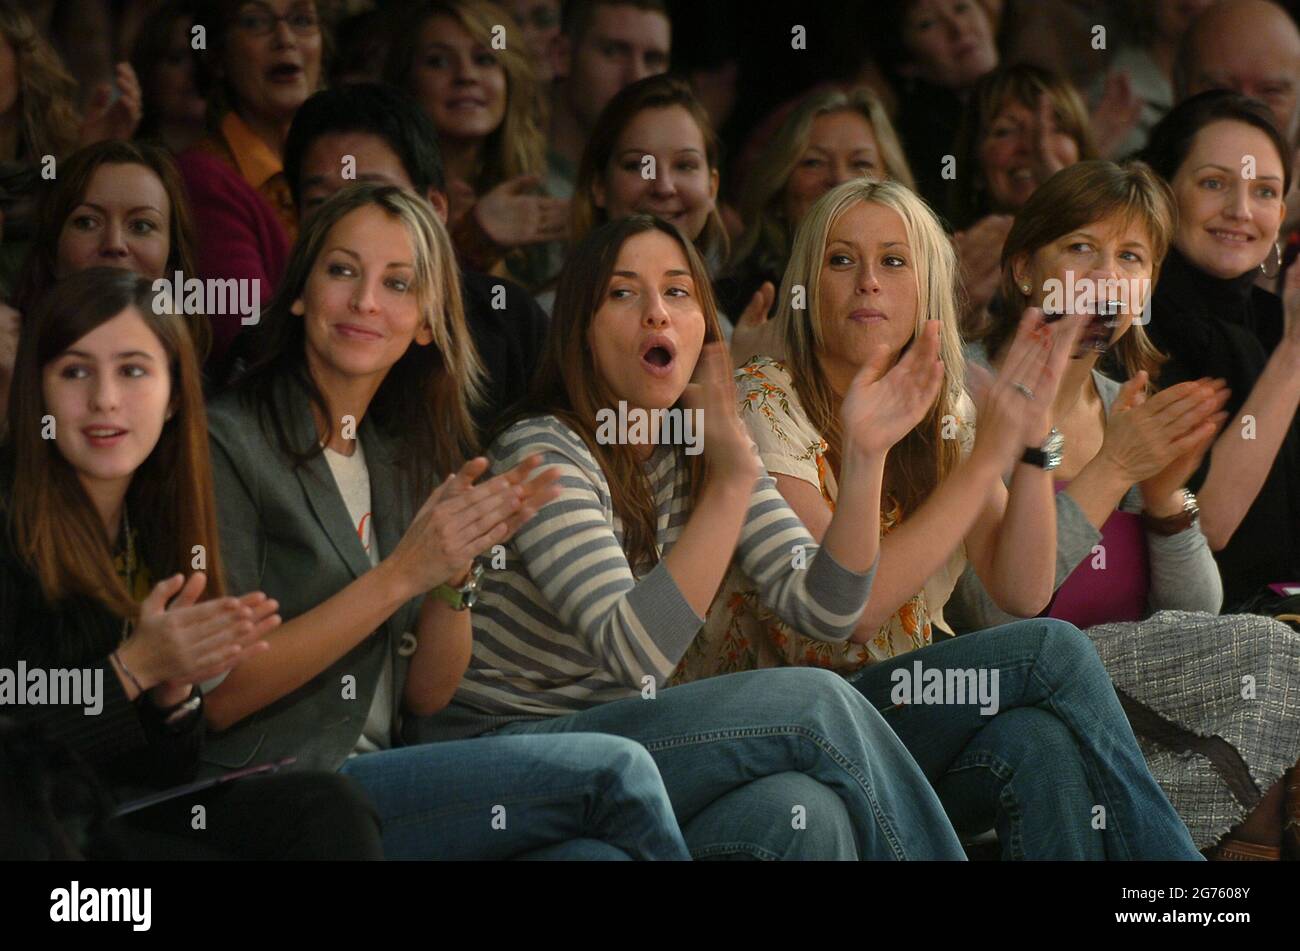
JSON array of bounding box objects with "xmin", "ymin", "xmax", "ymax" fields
[
  {"xmin": 0, "ymin": 267, "xmax": 381, "ymax": 859},
  {"xmin": 201, "ymin": 184, "xmax": 691, "ymax": 860}
]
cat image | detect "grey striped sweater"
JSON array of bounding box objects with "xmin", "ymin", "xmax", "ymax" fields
[{"xmin": 449, "ymin": 415, "xmax": 877, "ymax": 719}]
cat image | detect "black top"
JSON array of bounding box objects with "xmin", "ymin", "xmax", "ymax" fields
[
  {"xmin": 461, "ymin": 269, "xmax": 549, "ymax": 432},
  {"xmin": 714, "ymin": 258, "xmax": 782, "ymax": 330},
  {"xmin": 1146, "ymin": 247, "xmax": 1300, "ymax": 608},
  {"xmin": 892, "ymin": 78, "xmax": 966, "ymax": 225},
  {"xmin": 0, "ymin": 480, "xmax": 203, "ymax": 800}
]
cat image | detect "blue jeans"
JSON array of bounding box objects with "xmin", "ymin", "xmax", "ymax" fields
[
  {"xmin": 848, "ymin": 619, "xmax": 1203, "ymax": 860},
  {"xmin": 338, "ymin": 732, "xmax": 690, "ymax": 860},
  {"xmin": 489, "ymin": 667, "xmax": 967, "ymax": 860}
]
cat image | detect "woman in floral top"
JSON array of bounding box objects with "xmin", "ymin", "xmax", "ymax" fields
[{"xmin": 675, "ymin": 178, "xmax": 1202, "ymax": 861}]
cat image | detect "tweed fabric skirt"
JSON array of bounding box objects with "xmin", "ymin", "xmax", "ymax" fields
[{"xmin": 1087, "ymin": 610, "xmax": 1300, "ymax": 849}]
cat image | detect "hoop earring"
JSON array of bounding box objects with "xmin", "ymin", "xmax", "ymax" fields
[{"xmin": 1260, "ymin": 241, "xmax": 1282, "ymax": 279}]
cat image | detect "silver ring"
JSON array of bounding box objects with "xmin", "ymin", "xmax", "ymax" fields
[{"xmin": 1013, "ymin": 382, "xmax": 1035, "ymax": 400}]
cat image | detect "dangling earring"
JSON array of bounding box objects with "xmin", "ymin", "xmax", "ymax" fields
[{"xmin": 1260, "ymin": 241, "xmax": 1283, "ymax": 279}]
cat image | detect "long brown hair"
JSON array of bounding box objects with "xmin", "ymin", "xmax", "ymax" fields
[
  {"xmin": 385, "ymin": 0, "xmax": 546, "ymax": 193},
  {"xmin": 13, "ymin": 140, "xmax": 212, "ymax": 360},
  {"xmin": 775, "ymin": 178, "xmax": 966, "ymax": 517},
  {"xmin": 982, "ymin": 160, "xmax": 1174, "ymax": 384},
  {"xmin": 518, "ymin": 215, "xmax": 723, "ymax": 570},
  {"xmin": 0, "ymin": 0, "xmax": 81, "ymax": 162},
  {"xmin": 236, "ymin": 183, "xmax": 483, "ymax": 496},
  {"xmin": 570, "ymin": 75, "xmax": 729, "ymax": 269},
  {"xmin": 4, "ymin": 267, "xmax": 224, "ymax": 620}
]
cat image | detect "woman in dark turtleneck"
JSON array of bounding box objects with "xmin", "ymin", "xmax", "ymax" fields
[{"xmin": 1141, "ymin": 92, "xmax": 1300, "ymax": 611}]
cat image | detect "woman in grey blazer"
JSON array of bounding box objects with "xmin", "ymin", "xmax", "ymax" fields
[{"xmin": 201, "ymin": 183, "xmax": 691, "ymax": 860}]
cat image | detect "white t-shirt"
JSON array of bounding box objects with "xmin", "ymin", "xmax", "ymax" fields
[{"xmin": 323, "ymin": 442, "xmax": 393, "ymax": 754}]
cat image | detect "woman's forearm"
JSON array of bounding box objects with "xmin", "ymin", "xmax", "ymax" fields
[
  {"xmin": 1062, "ymin": 454, "xmax": 1133, "ymax": 529},
  {"xmin": 403, "ymin": 597, "xmax": 473, "ymax": 716},
  {"xmin": 663, "ymin": 474, "xmax": 755, "ymax": 617},
  {"xmin": 1198, "ymin": 338, "xmax": 1300, "ymax": 550},
  {"xmin": 983, "ymin": 462, "xmax": 1057, "ymax": 616},
  {"xmin": 849, "ymin": 454, "xmax": 1001, "ymax": 639},
  {"xmin": 204, "ymin": 559, "xmax": 417, "ymax": 732},
  {"xmin": 818, "ymin": 446, "xmax": 885, "ymax": 573}
]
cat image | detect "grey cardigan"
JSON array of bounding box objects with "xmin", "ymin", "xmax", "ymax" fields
[
  {"xmin": 200, "ymin": 374, "xmax": 423, "ymax": 776},
  {"xmin": 945, "ymin": 370, "xmax": 1224, "ymax": 633}
]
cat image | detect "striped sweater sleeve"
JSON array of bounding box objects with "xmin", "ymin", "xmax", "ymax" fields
[
  {"xmin": 737, "ymin": 471, "xmax": 878, "ymax": 642},
  {"xmin": 491, "ymin": 419, "xmax": 705, "ymax": 688}
]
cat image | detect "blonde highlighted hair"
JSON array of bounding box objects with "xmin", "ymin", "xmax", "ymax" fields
[
  {"xmin": 775, "ymin": 178, "xmax": 966, "ymax": 515},
  {"xmin": 730, "ymin": 86, "xmax": 915, "ymax": 283},
  {"xmin": 950, "ymin": 63, "xmax": 1098, "ymax": 228},
  {"xmin": 239, "ymin": 183, "xmax": 483, "ymax": 493}
]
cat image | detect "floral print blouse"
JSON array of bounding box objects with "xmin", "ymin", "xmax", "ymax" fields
[{"xmin": 673, "ymin": 357, "xmax": 975, "ymax": 683}]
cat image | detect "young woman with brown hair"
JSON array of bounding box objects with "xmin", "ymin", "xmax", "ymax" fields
[
  {"xmin": 0, "ymin": 266, "xmax": 381, "ymax": 859},
  {"xmin": 386, "ymin": 0, "xmax": 564, "ymax": 290}
]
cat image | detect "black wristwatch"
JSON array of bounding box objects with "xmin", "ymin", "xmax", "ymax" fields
[{"xmin": 1020, "ymin": 427, "xmax": 1065, "ymax": 470}]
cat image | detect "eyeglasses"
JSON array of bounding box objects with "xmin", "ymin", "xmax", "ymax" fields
[{"xmin": 232, "ymin": 6, "xmax": 320, "ymax": 37}]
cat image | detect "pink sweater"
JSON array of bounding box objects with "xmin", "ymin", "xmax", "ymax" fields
[{"xmin": 176, "ymin": 149, "xmax": 290, "ymax": 372}]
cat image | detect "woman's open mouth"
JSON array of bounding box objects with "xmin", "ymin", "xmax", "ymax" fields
[
  {"xmin": 639, "ymin": 336, "xmax": 677, "ymax": 377},
  {"xmin": 267, "ymin": 63, "xmax": 304, "ymax": 84}
]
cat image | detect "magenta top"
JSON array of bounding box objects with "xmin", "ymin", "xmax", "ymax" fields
[{"xmin": 1045, "ymin": 482, "xmax": 1150, "ymax": 627}]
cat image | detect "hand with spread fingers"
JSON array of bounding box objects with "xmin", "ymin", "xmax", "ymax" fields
[
  {"xmin": 390, "ymin": 456, "xmax": 562, "ymax": 594},
  {"xmin": 840, "ymin": 320, "xmax": 945, "ymax": 457},
  {"xmin": 973, "ymin": 306, "xmax": 1084, "ymax": 470}
]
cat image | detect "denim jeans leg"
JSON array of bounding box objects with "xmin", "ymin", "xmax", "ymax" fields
[
  {"xmin": 682, "ymin": 772, "xmax": 857, "ymax": 860},
  {"xmin": 935, "ymin": 706, "xmax": 1104, "ymax": 859},
  {"xmin": 338, "ymin": 733, "xmax": 690, "ymax": 860},
  {"xmin": 515, "ymin": 840, "xmax": 633, "ymax": 860},
  {"xmin": 493, "ymin": 667, "xmax": 966, "ymax": 860},
  {"xmin": 848, "ymin": 618, "xmax": 1201, "ymax": 860}
]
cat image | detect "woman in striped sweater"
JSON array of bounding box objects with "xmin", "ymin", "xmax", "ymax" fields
[{"xmin": 410, "ymin": 212, "xmax": 971, "ymax": 860}]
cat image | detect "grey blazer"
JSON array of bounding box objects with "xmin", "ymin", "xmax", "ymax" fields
[{"xmin": 201, "ymin": 373, "xmax": 423, "ymax": 776}]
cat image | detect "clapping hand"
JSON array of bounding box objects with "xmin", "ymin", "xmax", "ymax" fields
[{"xmin": 840, "ymin": 320, "xmax": 945, "ymax": 457}]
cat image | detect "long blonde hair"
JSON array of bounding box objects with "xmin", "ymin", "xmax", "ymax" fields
[
  {"xmin": 387, "ymin": 0, "xmax": 546, "ymax": 192},
  {"xmin": 730, "ymin": 86, "xmax": 915, "ymax": 284},
  {"xmin": 0, "ymin": 1, "xmax": 81, "ymax": 161},
  {"xmin": 775, "ymin": 178, "xmax": 966, "ymax": 515}
]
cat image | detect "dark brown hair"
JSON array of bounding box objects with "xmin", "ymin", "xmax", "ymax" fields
[
  {"xmin": 571, "ymin": 74, "xmax": 727, "ymax": 266},
  {"xmin": 562, "ymin": 0, "xmax": 670, "ymax": 43},
  {"xmin": 1140, "ymin": 89, "xmax": 1293, "ymax": 197},
  {"xmin": 4, "ymin": 267, "xmax": 225, "ymax": 619},
  {"xmin": 13, "ymin": 140, "xmax": 211, "ymax": 360},
  {"xmin": 516, "ymin": 214, "xmax": 721, "ymax": 570}
]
